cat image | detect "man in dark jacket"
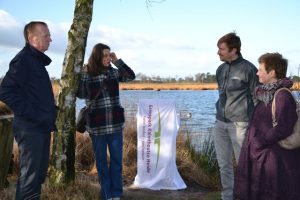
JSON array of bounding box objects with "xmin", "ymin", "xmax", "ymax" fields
[
  {"xmin": 213, "ymin": 32, "xmax": 258, "ymax": 200},
  {"xmin": 0, "ymin": 21, "xmax": 56, "ymax": 200}
]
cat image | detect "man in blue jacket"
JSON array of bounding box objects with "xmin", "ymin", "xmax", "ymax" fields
[
  {"xmin": 0, "ymin": 21, "xmax": 56, "ymax": 200},
  {"xmin": 214, "ymin": 32, "xmax": 258, "ymax": 200}
]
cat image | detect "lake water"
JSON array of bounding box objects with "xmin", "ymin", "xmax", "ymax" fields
[
  {"xmin": 76, "ymin": 89, "xmax": 299, "ymax": 151},
  {"xmin": 77, "ymin": 90, "xmax": 219, "ymax": 135}
]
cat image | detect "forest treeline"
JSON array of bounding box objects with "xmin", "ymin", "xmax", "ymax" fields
[
  {"xmin": 1, "ymin": 72, "xmax": 300, "ymax": 84},
  {"xmin": 48, "ymin": 72, "xmax": 218, "ymax": 84}
]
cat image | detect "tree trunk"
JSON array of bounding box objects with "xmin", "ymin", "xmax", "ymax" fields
[
  {"xmin": 0, "ymin": 116, "xmax": 14, "ymax": 190},
  {"xmin": 49, "ymin": 0, "xmax": 94, "ymax": 185}
]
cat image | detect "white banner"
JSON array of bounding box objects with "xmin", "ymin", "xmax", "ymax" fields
[{"xmin": 133, "ymin": 99, "xmax": 186, "ymax": 190}]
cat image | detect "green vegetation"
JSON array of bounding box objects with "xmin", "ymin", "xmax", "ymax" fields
[{"xmin": 185, "ymin": 131, "xmax": 220, "ymax": 190}]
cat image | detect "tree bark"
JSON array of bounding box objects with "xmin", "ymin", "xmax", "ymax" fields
[
  {"xmin": 49, "ymin": 0, "xmax": 94, "ymax": 185},
  {"xmin": 0, "ymin": 116, "xmax": 14, "ymax": 190}
]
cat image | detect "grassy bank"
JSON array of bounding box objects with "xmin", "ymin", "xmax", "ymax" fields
[{"xmin": 1, "ymin": 122, "xmax": 221, "ymax": 199}]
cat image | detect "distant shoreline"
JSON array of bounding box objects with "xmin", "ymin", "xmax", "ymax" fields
[
  {"xmin": 119, "ymin": 82, "xmax": 218, "ymax": 91},
  {"xmin": 52, "ymin": 82, "xmax": 300, "ymax": 95},
  {"xmin": 119, "ymin": 82, "xmax": 300, "ymax": 91},
  {"xmin": 51, "ymin": 82, "xmax": 218, "ymax": 96}
]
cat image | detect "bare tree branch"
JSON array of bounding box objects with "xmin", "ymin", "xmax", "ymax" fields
[
  {"xmin": 145, "ymin": 0, "xmax": 166, "ymax": 20},
  {"xmin": 146, "ymin": 0, "xmax": 166, "ymax": 8}
]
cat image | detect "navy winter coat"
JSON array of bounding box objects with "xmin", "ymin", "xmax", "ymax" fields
[{"xmin": 0, "ymin": 43, "xmax": 56, "ymax": 132}]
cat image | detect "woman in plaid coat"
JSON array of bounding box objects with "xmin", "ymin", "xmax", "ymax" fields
[{"xmin": 77, "ymin": 43, "xmax": 135, "ymax": 200}]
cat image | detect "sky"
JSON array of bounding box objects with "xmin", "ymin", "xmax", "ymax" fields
[{"xmin": 0, "ymin": 0, "xmax": 300, "ymax": 79}]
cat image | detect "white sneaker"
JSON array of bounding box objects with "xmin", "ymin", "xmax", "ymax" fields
[{"xmin": 113, "ymin": 198, "xmax": 120, "ymax": 200}]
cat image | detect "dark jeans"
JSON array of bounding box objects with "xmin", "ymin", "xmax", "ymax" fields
[
  {"xmin": 13, "ymin": 129, "xmax": 51, "ymax": 200},
  {"xmin": 90, "ymin": 132, "xmax": 123, "ymax": 200}
]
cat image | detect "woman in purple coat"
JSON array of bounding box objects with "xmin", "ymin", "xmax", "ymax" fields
[{"xmin": 234, "ymin": 53, "xmax": 300, "ymax": 200}]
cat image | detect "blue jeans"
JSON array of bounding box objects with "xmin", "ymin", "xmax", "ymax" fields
[
  {"xmin": 13, "ymin": 129, "xmax": 51, "ymax": 200},
  {"xmin": 90, "ymin": 132, "xmax": 123, "ymax": 200},
  {"xmin": 213, "ymin": 120, "xmax": 248, "ymax": 200}
]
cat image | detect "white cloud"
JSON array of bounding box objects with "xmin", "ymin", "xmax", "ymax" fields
[
  {"xmin": 47, "ymin": 22, "xmax": 70, "ymax": 54},
  {"xmin": 0, "ymin": 10, "xmax": 219, "ymax": 78},
  {"xmin": 0, "ymin": 10, "xmax": 20, "ymax": 28},
  {"xmin": 85, "ymin": 25, "xmax": 219, "ymax": 77},
  {"xmin": 0, "ymin": 10, "xmax": 23, "ymax": 48}
]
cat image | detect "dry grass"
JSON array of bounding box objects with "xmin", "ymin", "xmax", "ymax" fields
[
  {"xmin": 51, "ymin": 82, "xmax": 217, "ymax": 93},
  {"xmin": 0, "ymin": 102, "xmax": 12, "ymax": 115},
  {"xmin": 1, "ymin": 122, "xmax": 218, "ymax": 199},
  {"xmin": 52, "ymin": 82, "xmax": 61, "ymax": 97},
  {"xmin": 122, "ymin": 123, "xmax": 138, "ymax": 184},
  {"xmin": 75, "ymin": 134, "xmax": 94, "ymax": 172},
  {"xmin": 120, "ymin": 82, "xmax": 300, "ymax": 91},
  {"xmin": 176, "ymin": 134, "xmax": 219, "ymax": 190},
  {"xmin": 120, "ymin": 82, "xmax": 218, "ymax": 91},
  {"xmin": 53, "ymin": 81, "xmax": 300, "ymax": 92}
]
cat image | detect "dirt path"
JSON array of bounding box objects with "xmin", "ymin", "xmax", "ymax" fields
[
  {"xmin": 123, "ymin": 185, "xmax": 212, "ymax": 200},
  {"xmin": 1, "ymin": 174, "xmax": 219, "ymax": 200}
]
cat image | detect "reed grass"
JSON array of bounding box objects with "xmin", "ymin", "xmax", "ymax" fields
[
  {"xmin": 1, "ymin": 122, "xmax": 220, "ymax": 199},
  {"xmin": 51, "ymin": 82, "xmax": 218, "ymax": 94},
  {"xmin": 52, "ymin": 81, "xmax": 300, "ymax": 93},
  {"xmin": 184, "ymin": 132, "xmax": 220, "ymax": 189},
  {"xmin": 120, "ymin": 82, "xmax": 218, "ymax": 91}
]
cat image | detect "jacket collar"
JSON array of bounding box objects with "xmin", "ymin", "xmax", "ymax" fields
[
  {"xmin": 25, "ymin": 43, "xmax": 52, "ymax": 66},
  {"xmin": 226, "ymin": 54, "xmax": 243, "ymax": 65}
]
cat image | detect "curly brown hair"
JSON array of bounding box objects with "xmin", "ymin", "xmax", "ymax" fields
[{"xmin": 258, "ymin": 53, "xmax": 288, "ymax": 79}]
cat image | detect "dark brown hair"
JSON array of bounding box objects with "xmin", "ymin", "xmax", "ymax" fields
[
  {"xmin": 217, "ymin": 32, "xmax": 241, "ymax": 55},
  {"xmin": 258, "ymin": 53, "xmax": 287, "ymax": 79},
  {"xmin": 23, "ymin": 21, "xmax": 47, "ymax": 43},
  {"xmin": 87, "ymin": 43, "xmax": 110, "ymax": 76}
]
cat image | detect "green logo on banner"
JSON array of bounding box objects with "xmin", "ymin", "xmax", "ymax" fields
[{"xmin": 154, "ymin": 108, "xmax": 161, "ymax": 170}]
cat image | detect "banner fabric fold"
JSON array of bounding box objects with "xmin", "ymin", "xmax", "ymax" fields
[{"xmin": 133, "ymin": 99, "xmax": 186, "ymax": 190}]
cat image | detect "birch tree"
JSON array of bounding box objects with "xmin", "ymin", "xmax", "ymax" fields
[
  {"xmin": 49, "ymin": 0, "xmax": 166, "ymax": 185},
  {"xmin": 49, "ymin": 0, "xmax": 94, "ymax": 185}
]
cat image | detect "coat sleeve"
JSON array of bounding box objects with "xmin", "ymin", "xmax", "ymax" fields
[
  {"xmin": 114, "ymin": 59, "xmax": 135, "ymax": 82},
  {"xmin": 263, "ymin": 90, "xmax": 297, "ymax": 144},
  {"xmin": 248, "ymin": 66, "xmax": 259, "ymax": 106},
  {"xmin": 0, "ymin": 58, "xmax": 30, "ymax": 116},
  {"xmin": 76, "ymin": 73, "xmax": 89, "ymax": 99}
]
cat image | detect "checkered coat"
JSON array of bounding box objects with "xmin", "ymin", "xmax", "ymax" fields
[{"xmin": 77, "ymin": 59, "xmax": 135, "ymax": 135}]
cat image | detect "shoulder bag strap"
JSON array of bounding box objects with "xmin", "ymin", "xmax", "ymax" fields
[
  {"xmin": 271, "ymin": 87, "xmax": 293, "ymax": 127},
  {"xmin": 86, "ymin": 88, "xmax": 102, "ymax": 109}
]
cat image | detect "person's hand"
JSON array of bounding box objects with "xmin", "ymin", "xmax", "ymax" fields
[
  {"xmin": 110, "ymin": 52, "xmax": 118, "ymax": 64},
  {"xmin": 81, "ymin": 64, "xmax": 88, "ymax": 72}
]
